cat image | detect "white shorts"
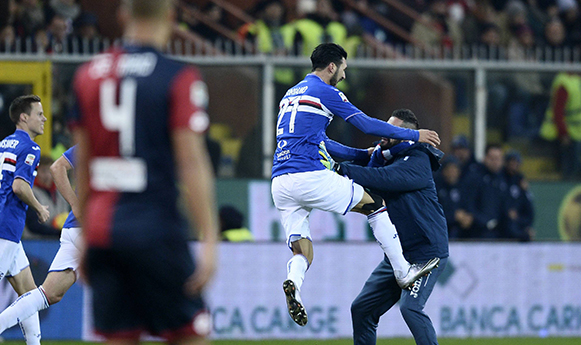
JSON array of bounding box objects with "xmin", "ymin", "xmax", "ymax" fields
[
  {"xmin": 0, "ymin": 239, "xmax": 30, "ymax": 280},
  {"xmin": 271, "ymin": 169, "xmax": 365, "ymax": 248},
  {"xmin": 49, "ymin": 227, "xmax": 82, "ymax": 277}
]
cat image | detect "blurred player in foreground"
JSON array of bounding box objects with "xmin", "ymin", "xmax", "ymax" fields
[
  {"xmin": 70, "ymin": 0, "xmax": 219, "ymax": 344},
  {"xmin": 271, "ymin": 43, "xmax": 440, "ymax": 327},
  {"xmin": 0, "ymin": 146, "xmax": 81, "ymax": 335},
  {"xmin": 0, "ymin": 95, "xmax": 48, "ymax": 345}
]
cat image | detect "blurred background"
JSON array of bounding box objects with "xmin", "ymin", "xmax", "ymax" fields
[{"xmin": 1, "ymin": 0, "xmax": 581, "ymax": 342}]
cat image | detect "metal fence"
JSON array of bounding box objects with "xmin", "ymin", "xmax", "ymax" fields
[{"xmin": 2, "ymin": 40, "xmax": 581, "ymax": 178}]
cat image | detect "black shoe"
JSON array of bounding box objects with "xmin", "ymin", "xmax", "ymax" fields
[{"xmin": 283, "ymin": 279, "xmax": 308, "ymax": 326}]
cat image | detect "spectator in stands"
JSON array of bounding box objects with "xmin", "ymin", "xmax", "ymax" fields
[
  {"xmin": 542, "ymin": 17, "xmax": 566, "ymax": 53},
  {"xmin": 449, "ymin": 134, "xmax": 479, "ymax": 183},
  {"xmin": 289, "ymin": 0, "xmax": 351, "ymax": 57},
  {"xmin": 13, "ymin": 0, "xmax": 45, "ymax": 38},
  {"xmin": 45, "ymin": 0, "xmax": 80, "ymax": 26},
  {"xmin": 465, "ymin": 144, "xmax": 509, "ymax": 239},
  {"xmin": 411, "ymin": 0, "xmax": 463, "ymax": 51},
  {"xmin": 502, "ymin": 150, "xmax": 535, "ymax": 241},
  {"xmin": 24, "ymin": 155, "xmax": 69, "ymax": 239},
  {"xmin": 45, "ymin": 14, "xmax": 69, "ymax": 53},
  {"xmin": 219, "ymin": 205, "xmax": 254, "ymax": 242},
  {"xmin": 506, "ymin": 24, "xmax": 546, "ymax": 139},
  {"xmin": 239, "ymin": 0, "xmax": 292, "ymax": 55},
  {"xmin": 0, "ymin": 25, "xmax": 16, "ymax": 52},
  {"xmin": 436, "ymin": 157, "xmax": 473, "ymax": 239},
  {"xmin": 540, "ymin": 72, "xmax": 581, "ymax": 180},
  {"xmin": 461, "ymin": 0, "xmax": 498, "ymax": 45},
  {"xmin": 501, "ymin": 0, "xmax": 530, "ymax": 46},
  {"xmin": 559, "ymin": 0, "xmax": 581, "ymax": 47},
  {"xmin": 238, "ymin": 0, "xmax": 296, "ymax": 90},
  {"xmin": 68, "ymin": 12, "xmax": 102, "ymax": 54}
]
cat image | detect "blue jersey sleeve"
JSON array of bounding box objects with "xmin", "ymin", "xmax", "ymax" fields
[
  {"xmin": 319, "ymin": 86, "xmax": 420, "ymax": 141},
  {"xmin": 324, "ymin": 137, "xmax": 369, "ymax": 161},
  {"xmin": 14, "ymin": 143, "xmax": 40, "ymax": 185},
  {"xmin": 62, "ymin": 146, "xmax": 76, "ymax": 168}
]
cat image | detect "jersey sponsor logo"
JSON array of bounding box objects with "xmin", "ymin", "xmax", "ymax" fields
[
  {"xmin": 25, "ymin": 154, "xmax": 36, "ymax": 166},
  {"xmin": 90, "ymin": 157, "xmax": 147, "ymax": 192},
  {"xmin": 32, "ymin": 146, "xmax": 40, "ymax": 151},
  {"xmin": 338, "ymin": 92, "xmax": 349, "ymax": 102},
  {"xmin": 0, "ymin": 139, "xmax": 19, "ymax": 149},
  {"xmin": 277, "ymin": 140, "xmax": 288, "ymax": 149}
]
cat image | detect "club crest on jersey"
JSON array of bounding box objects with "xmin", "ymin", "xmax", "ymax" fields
[
  {"xmin": 338, "ymin": 92, "xmax": 349, "ymax": 102},
  {"xmin": 25, "ymin": 154, "xmax": 36, "ymax": 166}
]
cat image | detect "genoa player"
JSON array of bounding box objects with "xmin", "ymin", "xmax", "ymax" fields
[{"xmin": 70, "ymin": 1, "xmax": 219, "ymax": 344}]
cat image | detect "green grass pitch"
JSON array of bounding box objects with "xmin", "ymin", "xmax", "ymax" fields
[{"xmin": 3, "ymin": 338, "xmax": 580, "ymax": 345}]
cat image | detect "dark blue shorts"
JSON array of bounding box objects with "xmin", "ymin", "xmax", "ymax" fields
[{"xmin": 87, "ymin": 240, "xmax": 210, "ymax": 341}]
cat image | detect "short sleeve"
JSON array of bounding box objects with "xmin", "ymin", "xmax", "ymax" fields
[
  {"xmin": 14, "ymin": 144, "xmax": 41, "ymax": 185},
  {"xmin": 62, "ymin": 146, "xmax": 76, "ymax": 168},
  {"xmin": 169, "ymin": 66, "xmax": 210, "ymax": 133}
]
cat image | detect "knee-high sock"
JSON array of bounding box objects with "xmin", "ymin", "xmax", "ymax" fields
[
  {"xmin": 19, "ymin": 312, "xmax": 41, "ymax": 345},
  {"xmin": 367, "ymin": 207, "xmax": 410, "ymax": 278},
  {"xmin": 286, "ymin": 254, "xmax": 309, "ymax": 291},
  {"xmin": 0, "ymin": 287, "xmax": 49, "ymax": 337}
]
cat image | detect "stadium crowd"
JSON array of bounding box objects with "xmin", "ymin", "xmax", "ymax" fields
[
  {"xmin": 0, "ymin": 0, "xmax": 580, "ymax": 59},
  {"xmin": 434, "ymin": 135, "xmax": 535, "ymax": 242}
]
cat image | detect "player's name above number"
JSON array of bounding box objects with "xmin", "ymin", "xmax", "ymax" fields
[
  {"xmin": 284, "ymin": 86, "xmax": 308, "ymax": 97},
  {"xmin": 0, "ymin": 139, "xmax": 19, "ymax": 149},
  {"xmin": 89, "ymin": 52, "xmax": 158, "ymax": 79}
]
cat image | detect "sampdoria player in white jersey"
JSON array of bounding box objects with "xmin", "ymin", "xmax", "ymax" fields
[
  {"xmin": 271, "ymin": 43, "xmax": 441, "ymax": 326},
  {"xmin": 0, "ymin": 146, "xmax": 81, "ymax": 336},
  {"xmin": 0, "ymin": 95, "xmax": 49, "ymax": 345}
]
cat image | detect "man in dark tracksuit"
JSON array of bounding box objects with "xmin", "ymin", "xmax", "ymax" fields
[{"xmin": 337, "ymin": 109, "xmax": 449, "ymax": 345}]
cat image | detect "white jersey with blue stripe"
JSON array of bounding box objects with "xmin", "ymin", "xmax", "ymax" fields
[
  {"xmin": 272, "ymin": 74, "xmax": 419, "ymax": 178},
  {"xmin": 0, "ymin": 129, "xmax": 41, "ymax": 242}
]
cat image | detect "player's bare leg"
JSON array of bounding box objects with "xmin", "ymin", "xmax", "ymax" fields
[
  {"xmin": 42, "ymin": 269, "xmax": 77, "ymax": 304},
  {"xmin": 352, "ymin": 191, "xmax": 439, "ymax": 289},
  {"xmin": 283, "ymin": 238, "xmax": 312, "ymax": 326},
  {"xmin": 6, "ymin": 267, "xmax": 41, "ymax": 345},
  {"xmin": 0, "ymin": 269, "xmax": 76, "ymax": 334}
]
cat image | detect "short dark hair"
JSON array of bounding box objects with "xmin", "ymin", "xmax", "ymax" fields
[
  {"xmin": 485, "ymin": 143, "xmax": 503, "ymax": 155},
  {"xmin": 391, "ymin": 108, "xmax": 419, "ymax": 130},
  {"xmin": 9, "ymin": 95, "xmax": 41, "ymax": 125},
  {"xmin": 310, "ymin": 43, "xmax": 347, "ymax": 71}
]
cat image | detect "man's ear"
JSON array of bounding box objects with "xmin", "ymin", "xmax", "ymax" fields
[
  {"xmin": 19, "ymin": 113, "xmax": 28, "ymax": 124},
  {"xmin": 328, "ymin": 62, "xmax": 336, "ymax": 74}
]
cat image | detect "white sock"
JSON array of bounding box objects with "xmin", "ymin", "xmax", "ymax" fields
[
  {"xmin": 0, "ymin": 287, "xmax": 49, "ymax": 338},
  {"xmin": 367, "ymin": 207, "xmax": 410, "ymax": 278},
  {"xmin": 286, "ymin": 254, "xmax": 309, "ymax": 291},
  {"xmin": 19, "ymin": 311, "xmax": 41, "ymax": 345}
]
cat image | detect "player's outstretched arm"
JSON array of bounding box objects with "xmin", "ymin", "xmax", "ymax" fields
[
  {"xmin": 418, "ymin": 129, "xmax": 441, "ymax": 147},
  {"xmin": 172, "ymin": 129, "xmax": 219, "ymax": 295},
  {"xmin": 50, "ymin": 155, "xmax": 81, "ymax": 222},
  {"xmin": 13, "ymin": 178, "xmax": 50, "ymax": 223}
]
